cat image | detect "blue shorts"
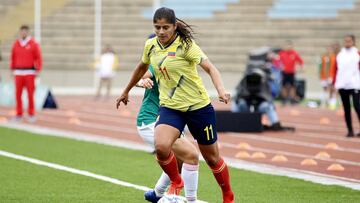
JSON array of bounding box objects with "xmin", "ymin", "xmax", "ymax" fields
[{"xmin": 155, "ymin": 103, "xmax": 217, "ymax": 145}]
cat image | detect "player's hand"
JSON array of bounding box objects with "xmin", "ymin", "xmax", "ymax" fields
[
  {"xmin": 219, "ymin": 92, "xmax": 231, "ymax": 104},
  {"xmin": 142, "ymin": 78, "xmax": 154, "ymax": 89},
  {"xmin": 116, "ymin": 92, "xmax": 129, "ymax": 109}
]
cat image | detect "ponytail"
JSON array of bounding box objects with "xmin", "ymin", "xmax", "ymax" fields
[{"xmin": 176, "ymin": 18, "xmax": 194, "ymax": 51}]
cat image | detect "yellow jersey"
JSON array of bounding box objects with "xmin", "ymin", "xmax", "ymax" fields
[{"xmin": 141, "ymin": 35, "xmax": 210, "ymax": 112}]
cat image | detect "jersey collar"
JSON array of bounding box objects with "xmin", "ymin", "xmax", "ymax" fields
[{"xmin": 156, "ymin": 34, "xmax": 179, "ymax": 50}]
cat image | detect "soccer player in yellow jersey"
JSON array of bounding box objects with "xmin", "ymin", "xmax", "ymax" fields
[{"xmin": 116, "ymin": 7, "xmax": 234, "ymax": 203}]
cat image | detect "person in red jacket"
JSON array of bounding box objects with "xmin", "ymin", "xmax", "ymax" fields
[
  {"xmin": 279, "ymin": 40, "xmax": 304, "ymax": 105},
  {"xmin": 10, "ymin": 25, "xmax": 42, "ymax": 122}
]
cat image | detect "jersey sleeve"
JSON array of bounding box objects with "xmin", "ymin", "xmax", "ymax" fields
[
  {"xmin": 141, "ymin": 39, "xmax": 153, "ymax": 65},
  {"xmin": 184, "ymin": 41, "xmax": 208, "ymax": 65}
]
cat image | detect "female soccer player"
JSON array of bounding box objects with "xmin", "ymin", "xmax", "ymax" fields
[
  {"xmin": 116, "ymin": 7, "xmax": 234, "ymax": 203},
  {"xmin": 137, "ymin": 65, "xmax": 199, "ymax": 203}
]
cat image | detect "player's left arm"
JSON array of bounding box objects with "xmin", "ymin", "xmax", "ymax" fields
[{"xmin": 199, "ymin": 59, "xmax": 230, "ymax": 103}]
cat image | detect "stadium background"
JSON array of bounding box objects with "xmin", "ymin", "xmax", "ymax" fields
[
  {"xmin": 1, "ymin": 1, "xmax": 360, "ymax": 202},
  {"xmin": 1, "ymin": 0, "xmax": 359, "ymax": 96}
]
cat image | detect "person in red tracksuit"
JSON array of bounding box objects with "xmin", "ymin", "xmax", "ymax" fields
[
  {"xmin": 10, "ymin": 25, "xmax": 42, "ymax": 122},
  {"xmin": 279, "ymin": 40, "xmax": 304, "ymax": 105}
]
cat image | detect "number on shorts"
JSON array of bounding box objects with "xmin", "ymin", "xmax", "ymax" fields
[{"xmin": 204, "ymin": 124, "xmax": 214, "ymax": 141}]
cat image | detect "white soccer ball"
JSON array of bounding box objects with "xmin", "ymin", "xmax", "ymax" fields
[{"xmin": 158, "ymin": 194, "xmax": 186, "ymax": 203}]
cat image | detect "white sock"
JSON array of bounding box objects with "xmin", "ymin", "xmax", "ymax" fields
[
  {"xmin": 181, "ymin": 163, "xmax": 199, "ymax": 203},
  {"xmin": 154, "ymin": 172, "xmax": 170, "ymax": 197}
]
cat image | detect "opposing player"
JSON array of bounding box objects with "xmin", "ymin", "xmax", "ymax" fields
[
  {"xmin": 116, "ymin": 7, "xmax": 234, "ymax": 203},
  {"xmin": 136, "ymin": 65, "xmax": 199, "ymax": 203}
]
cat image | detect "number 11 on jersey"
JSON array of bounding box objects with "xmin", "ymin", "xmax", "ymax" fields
[{"xmin": 159, "ymin": 66, "xmax": 170, "ymax": 80}]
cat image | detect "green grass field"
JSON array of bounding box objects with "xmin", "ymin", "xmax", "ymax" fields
[{"xmin": 0, "ymin": 126, "xmax": 359, "ymax": 203}]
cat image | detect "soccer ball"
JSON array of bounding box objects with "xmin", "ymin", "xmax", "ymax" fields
[{"xmin": 158, "ymin": 194, "xmax": 186, "ymax": 203}]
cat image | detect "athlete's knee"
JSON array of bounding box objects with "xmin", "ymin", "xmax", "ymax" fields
[
  {"xmin": 155, "ymin": 142, "xmax": 172, "ymax": 160},
  {"xmin": 186, "ymin": 150, "xmax": 199, "ymax": 165},
  {"xmin": 203, "ymin": 153, "xmax": 220, "ymax": 167}
]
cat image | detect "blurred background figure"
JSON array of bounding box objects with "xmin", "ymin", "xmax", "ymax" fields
[
  {"xmin": 94, "ymin": 45, "xmax": 118, "ymax": 100},
  {"xmin": 318, "ymin": 44, "xmax": 337, "ymax": 109},
  {"xmin": 10, "ymin": 25, "xmax": 42, "ymax": 122},
  {"xmin": 279, "ymin": 40, "xmax": 304, "ymax": 105},
  {"xmin": 333, "ymin": 34, "xmax": 360, "ymax": 138},
  {"xmin": 267, "ymin": 49, "xmax": 283, "ymax": 99},
  {"xmin": 232, "ymin": 63, "xmax": 283, "ymax": 130}
]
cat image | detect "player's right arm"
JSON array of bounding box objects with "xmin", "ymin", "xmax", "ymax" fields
[
  {"xmin": 116, "ymin": 61, "xmax": 149, "ymax": 108},
  {"xmin": 136, "ymin": 70, "xmax": 154, "ymax": 88},
  {"xmin": 116, "ymin": 39, "xmax": 153, "ymax": 108}
]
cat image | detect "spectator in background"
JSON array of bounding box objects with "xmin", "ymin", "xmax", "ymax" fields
[
  {"xmin": 267, "ymin": 49, "xmax": 283, "ymax": 98},
  {"xmin": 94, "ymin": 45, "xmax": 118, "ymax": 100},
  {"xmin": 318, "ymin": 44, "xmax": 337, "ymax": 109},
  {"xmin": 232, "ymin": 64, "xmax": 283, "ymax": 130},
  {"xmin": 10, "ymin": 25, "xmax": 42, "ymax": 122},
  {"xmin": 332, "ymin": 42, "xmax": 341, "ymax": 55},
  {"xmin": 279, "ymin": 40, "xmax": 304, "ymax": 105},
  {"xmin": 333, "ymin": 34, "xmax": 360, "ymax": 138}
]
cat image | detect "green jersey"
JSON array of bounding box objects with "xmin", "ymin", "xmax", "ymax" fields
[{"xmin": 137, "ymin": 65, "xmax": 160, "ymax": 126}]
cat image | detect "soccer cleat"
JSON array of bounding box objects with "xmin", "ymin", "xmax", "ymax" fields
[
  {"xmin": 144, "ymin": 190, "xmax": 161, "ymax": 203},
  {"xmin": 167, "ymin": 179, "xmax": 184, "ymax": 195}
]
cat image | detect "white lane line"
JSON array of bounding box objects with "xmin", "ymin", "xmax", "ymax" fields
[
  {"xmin": 40, "ymin": 110, "xmax": 135, "ymax": 125},
  {"xmin": 285, "ymin": 132, "xmax": 360, "ymax": 143},
  {"xmin": 1, "ymin": 123, "xmax": 359, "ymax": 191},
  {"xmin": 32, "ymin": 110, "xmax": 360, "ymax": 154},
  {"xmin": 38, "ymin": 109, "xmax": 360, "ymax": 144},
  {"xmin": 0, "ymin": 150, "xmax": 208, "ymax": 203},
  {"xmin": 0, "ymin": 123, "xmax": 150, "ymax": 152},
  {"xmin": 226, "ymin": 133, "xmax": 360, "ymax": 154},
  {"xmin": 1, "ymin": 108, "xmax": 358, "ymax": 146},
  {"xmin": 225, "ymin": 157, "xmax": 360, "ymax": 189},
  {"xmin": 35, "ymin": 111, "xmax": 360, "ymax": 154},
  {"xmin": 34, "ymin": 115, "xmax": 138, "ymax": 134},
  {"xmin": 2, "ymin": 114, "xmax": 360, "ymax": 164},
  {"xmin": 283, "ymin": 122, "xmax": 346, "ymax": 133},
  {"xmin": 0, "ymin": 150, "xmax": 151, "ymax": 191},
  {"xmin": 221, "ymin": 142, "xmax": 360, "ymax": 167}
]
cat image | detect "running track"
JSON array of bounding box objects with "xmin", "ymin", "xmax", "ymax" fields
[{"xmin": 0, "ymin": 96, "xmax": 359, "ymax": 183}]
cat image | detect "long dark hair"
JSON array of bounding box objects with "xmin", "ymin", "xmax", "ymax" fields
[{"xmin": 153, "ymin": 7, "xmax": 194, "ymax": 51}]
